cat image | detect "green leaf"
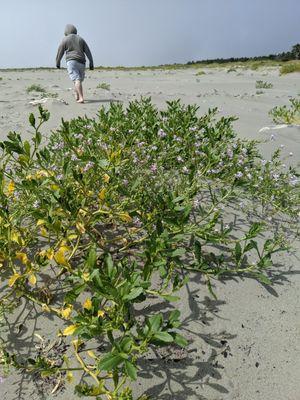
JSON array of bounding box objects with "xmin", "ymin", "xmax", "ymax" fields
[
  {"xmin": 171, "ymin": 247, "xmax": 186, "ymax": 257},
  {"xmin": 153, "ymin": 331, "xmax": 174, "ymax": 343},
  {"xmin": 252, "ymin": 272, "xmax": 272, "ymax": 285},
  {"xmin": 98, "ymin": 353, "xmax": 123, "ymax": 371},
  {"xmin": 23, "ymin": 141, "xmax": 31, "ymax": 157},
  {"xmin": 194, "ymin": 239, "xmax": 202, "ymax": 263},
  {"xmin": 86, "ymin": 245, "xmax": 97, "ymax": 268},
  {"xmin": 234, "ymin": 242, "xmax": 242, "ymax": 263},
  {"xmin": 173, "ymin": 333, "xmax": 188, "ymax": 347},
  {"xmin": 159, "ymin": 294, "xmax": 180, "ymax": 302},
  {"xmin": 124, "ymin": 360, "xmax": 137, "ymax": 381},
  {"xmin": 105, "ymin": 253, "xmax": 114, "ymax": 278},
  {"xmin": 246, "ymin": 222, "xmax": 265, "ymax": 239},
  {"xmin": 29, "ymin": 113, "xmax": 36, "ymax": 127},
  {"xmin": 123, "ymin": 287, "xmax": 143, "ymax": 301},
  {"xmin": 169, "ymin": 310, "xmax": 180, "ymax": 324},
  {"xmin": 148, "ymin": 314, "xmax": 162, "ymax": 333}
]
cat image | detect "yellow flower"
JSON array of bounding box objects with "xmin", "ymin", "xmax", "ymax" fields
[
  {"xmin": 82, "ymin": 272, "xmax": 90, "ymax": 282},
  {"xmin": 97, "ymin": 310, "xmax": 105, "ymax": 318},
  {"xmin": 103, "ymin": 174, "xmax": 110, "ymax": 183},
  {"xmin": 118, "ymin": 212, "xmax": 132, "ymax": 223},
  {"xmin": 35, "ymin": 170, "xmax": 51, "ymax": 179},
  {"xmin": 40, "ymin": 226, "xmax": 48, "ymax": 237},
  {"xmin": 66, "ymin": 371, "xmax": 74, "ymax": 383},
  {"xmin": 83, "ymin": 298, "xmax": 92, "ymax": 310},
  {"xmin": 28, "ymin": 273, "xmax": 37, "ymax": 286},
  {"xmin": 61, "ymin": 305, "xmax": 73, "ymax": 319},
  {"xmin": 8, "ymin": 273, "xmax": 21, "ymax": 287},
  {"xmin": 50, "ymin": 184, "xmax": 60, "ymax": 191},
  {"xmin": 7, "ymin": 181, "xmax": 15, "ymax": 196},
  {"xmin": 15, "ymin": 252, "xmax": 29, "ymax": 265},
  {"xmin": 98, "ymin": 188, "xmax": 106, "ymax": 201},
  {"xmin": 63, "ymin": 325, "xmax": 78, "ymax": 336},
  {"xmin": 54, "ymin": 246, "xmax": 70, "ymax": 266}
]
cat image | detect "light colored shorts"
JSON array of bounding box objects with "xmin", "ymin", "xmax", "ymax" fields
[{"xmin": 66, "ymin": 60, "xmax": 85, "ymax": 82}]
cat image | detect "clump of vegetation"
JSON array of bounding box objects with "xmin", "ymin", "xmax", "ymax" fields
[
  {"xmin": 255, "ymin": 80, "xmax": 273, "ymax": 89},
  {"xmin": 280, "ymin": 61, "xmax": 300, "ymax": 75},
  {"xmin": 256, "ymin": 90, "xmax": 264, "ymax": 95},
  {"xmin": 227, "ymin": 67, "xmax": 237, "ymax": 73},
  {"xmin": 96, "ymin": 82, "xmax": 110, "ymax": 90},
  {"xmin": 26, "ymin": 84, "xmax": 46, "ymax": 94},
  {"xmin": 0, "ymin": 100, "xmax": 298, "ymax": 399},
  {"xmin": 41, "ymin": 92, "xmax": 58, "ymax": 99},
  {"xmin": 196, "ymin": 70, "xmax": 206, "ymax": 76},
  {"xmin": 269, "ymin": 98, "xmax": 300, "ymax": 124}
]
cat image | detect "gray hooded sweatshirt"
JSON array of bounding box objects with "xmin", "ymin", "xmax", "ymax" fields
[{"xmin": 56, "ymin": 24, "xmax": 94, "ymax": 68}]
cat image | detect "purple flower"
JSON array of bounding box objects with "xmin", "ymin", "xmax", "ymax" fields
[
  {"xmin": 57, "ymin": 174, "xmax": 63, "ymax": 180},
  {"xmin": 150, "ymin": 164, "xmax": 157, "ymax": 173},
  {"xmin": 235, "ymin": 171, "xmax": 243, "ymax": 178},
  {"xmin": 83, "ymin": 161, "xmax": 94, "ymax": 172},
  {"xmin": 227, "ymin": 149, "xmax": 233, "ymax": 159},
  {"xmin": 158, "ymin": 129, "xmax": 167, "ymax": 138},
  {"xmin": 74, "ymin": 133, "xmax": 83, "ymax": 140},
  {"xmin": 71, "ymin": 154, "xmax": 79, "ymax": 162},
  {"xmin": 123, "ymin": 179, "xmax": 129, "ymax": 186},
  {"xmin": 177, "ymin": 156, "xmax": 184, "ymax": 162},
  {"xmin": 182, "ymin": 166, "xmax": 189, "ymax": 174}
]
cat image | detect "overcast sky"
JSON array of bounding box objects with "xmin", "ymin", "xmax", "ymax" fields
[{"xmin": 0, "ymin": 0, "xmax": 299, "ymax": 68}]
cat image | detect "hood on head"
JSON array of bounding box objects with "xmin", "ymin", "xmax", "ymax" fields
[{"xmin": 64, "ymin": 24, "xmax": 77, "ymax": 35}]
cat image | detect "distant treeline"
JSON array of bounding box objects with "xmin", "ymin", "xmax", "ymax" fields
[{"xmin": 186, "ymin": 44, "xmax": 300, "ymax": 65}]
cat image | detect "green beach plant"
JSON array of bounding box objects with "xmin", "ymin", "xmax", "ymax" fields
[
  {"xmin": 255, "ymin": 80, "xmax": 273, "ymax": 89},
  {"xmin": 280, "ymin": 61, "xmax": 300, "ymax": 75},
  {"xmin": 196, "ymin": 70, "xmax": 206, "ymax": 76},
  {"xmin": 26, "ymin": 83, "xmax": 47, "ymax": 94},
  {"xmin": 0, "ymin": 100, "xmax": 298, "ymax": 399},
  {"xmin": 96, "ymin": 82, "xmax": 111, "ymax": 90},
  {"xmin": 269, "ymin": 98, "xmax": 300, "ymax": 124}
]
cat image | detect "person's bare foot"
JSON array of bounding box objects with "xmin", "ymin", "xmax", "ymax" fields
[{"xmin": 77, "ymin": 98, "xmax": 84, "ymax": 103}]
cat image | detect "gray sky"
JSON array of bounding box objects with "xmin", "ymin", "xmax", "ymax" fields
[{"xmin": 1, "ymin": 0, "xmax": 299, "ymax": 68}]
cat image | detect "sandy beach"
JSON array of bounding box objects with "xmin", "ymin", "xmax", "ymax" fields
[{"xmin": 0, "ymin": 66, "xmax": 299, "ymax": 400}]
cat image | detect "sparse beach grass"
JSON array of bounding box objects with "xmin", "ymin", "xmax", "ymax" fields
[
  {"xmin": 96, "ymin": 82, "xmax": 110, "ymax": 90},
  {"xmin": 256, "ymin": 80, "xmax": 273, "ymax": 89},
  {"xmin": 280, "ymin": 61, "xmax": 300, "ymax": 74},
  {"xmin": 26, "ymin": 83, "xmax": 46, "ymax": 94}
]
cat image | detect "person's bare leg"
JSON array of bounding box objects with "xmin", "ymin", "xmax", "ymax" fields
[
  {"xmin": 73, "ymin": 82, "xmax": 79, "ymax": 100},
  {"xmin": 74, "ymin": 80, "xmax": 84, "ymax": 103}
]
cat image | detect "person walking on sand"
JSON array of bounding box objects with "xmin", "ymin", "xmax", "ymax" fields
[{"xmin": 56, "ymin": 24, "xmax": 94, "ymax": 103}]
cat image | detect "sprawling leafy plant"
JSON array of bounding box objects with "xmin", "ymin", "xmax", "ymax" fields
[
  {"xmin": 269, "ymin": 98, "xmax": 300, "ymax": 124},
  {"xmin": 0, "ymin": 99, "xmax": 299, "ymax": 399},
  {"xmin": 255, "ymin": 80, "xmax": 273, "ymax": 89}
]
